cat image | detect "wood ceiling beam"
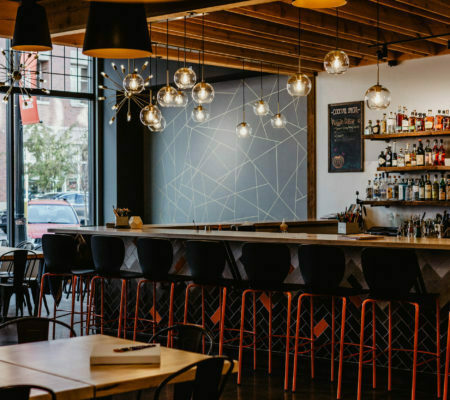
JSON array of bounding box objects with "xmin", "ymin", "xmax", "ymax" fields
[
  {"xmin": 372, "ymin": 0, "xmax": 450, "ymax": 23},
  {"xmin": 233, "ymin": 3, "xmax": 436, "ymax": 56},
  {"xmin": 392, "ymin": 0, "xmax": 450, "ymax": 20}
]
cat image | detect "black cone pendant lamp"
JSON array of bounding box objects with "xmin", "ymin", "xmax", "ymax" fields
[
  {"xmin": 83, "ymin": 1, "xmax": 152, "ymax": 59},
  {"xmin": 12, "ymin": 0, "xmax": 52, "ymax": 52}
]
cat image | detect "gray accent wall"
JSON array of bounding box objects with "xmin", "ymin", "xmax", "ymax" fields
[{"xmin": 145, "ymin": 74, "xmax": 308, "ymax": 224}]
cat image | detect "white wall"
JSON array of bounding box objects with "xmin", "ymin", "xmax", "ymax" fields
[{"xmin": 316, "ymin": 54, "xmax": 450, "ymax": 227}]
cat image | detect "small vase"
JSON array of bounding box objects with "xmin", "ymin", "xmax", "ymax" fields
[
  {"xmin": 115, "ymin": 216, "xmax": 129, "ymax": 228},
  {"xmin": 129, "ymin": 216, "xmax": 143, "ymax": 229}
]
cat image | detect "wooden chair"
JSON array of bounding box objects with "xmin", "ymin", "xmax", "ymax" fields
[{"xmin": 0, "ymin": 385, "xmax": 56, "ymax": 400}]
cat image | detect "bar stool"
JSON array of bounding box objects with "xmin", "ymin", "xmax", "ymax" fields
[
  {"xmin": 133, "ymin": 238, "xmax": 190, "ymax": 340},
  {"xmin": 85, "ymin": 236, "xmax": 142, "ymax": 338},
  {"xmin": 237, "ymin": 242, "xmax": 293, "ymax": 390},
  {"xmin": 37, "ymin": 234, "xmax": 94, "ymax": 336},
  {"xmin": 357, "ymin": 248, "xmax": 441, "ymax": 400},
  {"xmin": 291, "ymin": 245, "xmax": 356, "ymax": 399},
  {"xmin": 444, "ymin": 312, "xmax": 450, "ymax": 400},
  {"xmin": 183, "ymin": 240, "xmax": 228, "ymax": 354}
]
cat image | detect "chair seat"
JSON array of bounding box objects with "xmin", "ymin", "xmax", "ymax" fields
[
  {"xmin": 222, "ymin": 278, "xmax": 303, "ymax": 292},
  {"xmin": 366, "ymin": 291, "xmax": 439, "ymax": 304},
  {"xmin": 71, "ymin": 268, "xmax": 96, "ymax": 276},
  {"xmin": 97, "ymin": 270, "xmax": 143, "ymax": 280},
  {"xmin": 298, "ymin": 285, "xmax": 366, "ymax": 297}
]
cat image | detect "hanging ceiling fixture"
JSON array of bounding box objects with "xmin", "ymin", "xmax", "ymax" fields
[
  {"xmin": 157, "ymin": 20, "xmax": 177, "ymax": 107},
  {"xmin": 174, "ymin": 17, "xmax": 196, "ymax": 90},
  {"xmin": 12, "ymin": 0, "xmax": 52, "ymax": 52},
  {"xmin": 192, "ymin": 105, "xmax": 210, "ymax": 123},
  {"xmin": 292, "ymin": 0, "xmax": 347, "ymax": 8},
  {"xmin": 236, "ymin": 60, "xmax": 251, "ymax": 138},
  {"xmin": 271, "ymin": 67, "xmax": 287, "ymax": 129},
  {"xmin": 83, "ymin": 2, "xmax": 152, "ymax": 59},
  {"xmin": 253, "ymin": 61, "xmax": 269, "ymax": 116},
  {"xmin": 192, "ymin": 14, "xmax": 214, "ymax": 104},
  {"xmin": 365, "ymin": 0, "xmax": 391, "ymax": 110},
  {"xmin": 149, "ymin": 116, "xmax": 167, "ymax": 133},
  {"xmin": 0, "ymin": 49, "xmax": 49, "ymax": 103},
  {"xmin": 140, "ymin": 55, "xmax": 162, "ymax": 127},
  {"xmin": 287, "ymin": 8, "xmax": 311, "ymax": 97},
  {"xmin": 324, "ymin": 8, "xmax": 349, "ymax": 75}
]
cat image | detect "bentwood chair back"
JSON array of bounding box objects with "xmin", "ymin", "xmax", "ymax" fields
[
  {"xmin": 153, "ymin": 356, "xmax": 234, "ymax": 400},
  {"xmin": 136, "ymin": 238, "xmax": 173, "ymax": 280},
  {"xmin": 0, "ymin": 385, "xmax": 56, "ymax": 400}
]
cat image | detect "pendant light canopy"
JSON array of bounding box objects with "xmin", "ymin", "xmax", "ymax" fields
[
  {"xmin": 271, "ymin": 67, "xmax": 287, "ymax": 129},
  {"xmin": 236, "ymin": 60, "xmax": 251, "ymax": 138},
  {"xmin": 12, "ymin": 0, "xmax": 52, "ymax": 52},
  {"xmin": 324, "ymin": 8, "xmax": 349, "ymax": 75},
  {"xmin": 253, "ymin": 62, "xmax": 269, "ymax": 116},
  {"xmin": 292, "ymin": 0, "xmax": 347, "ymax": 8},
  {"xmin": 192, "ymin": 105, "xmax": 210, "ymax": 123},
  {"xmin": 287, "ymin": 9, "xmax": 311, "ymax": 97},
  {"xmin": 83, "ymin": 2, "xmax": 152, "ymax": 59}
]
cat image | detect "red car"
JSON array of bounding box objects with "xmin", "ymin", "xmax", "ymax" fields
[{"xmin": 27, "ymin": 199, "xmax": 80, "ymax": 240}]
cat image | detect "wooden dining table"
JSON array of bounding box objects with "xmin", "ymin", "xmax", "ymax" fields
[
  {"xmin": 0, "ymin": 334, "xmax": 237, "ymax": 399},
  {"xmin": 0, "ymin": 246, "xmax": 44, "ymax": 260}
]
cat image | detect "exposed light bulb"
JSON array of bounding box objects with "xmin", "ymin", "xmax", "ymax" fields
[
  {"xmin": 123, "ymin": 73, "xmax": 144, "ymax": 94},
  {"xmin": 287, "ymin": 72, "xmax": 312, "ymax": 97},
  {"xmin": 192, "ymin": 105, "xmax": 210, "ymax": 123},
  {"xmin": 192, "ymin": 81, "xmax": 214, "ymax": 104},
  {"xmin": 236, "ymin": 122, "xmax": 252, "ymax": 138},
  {"xmin": 253, "ymin": 99, "xmax": 269, "ymax": 116},
  {"xmin": 365, "ymin": 84, "xmax": 391, "ymax": 110},
  {"xmin": 270, "ymin": 113, "xmax": 287, "ymax": 129},
  {"xmin": 174, "ymin": 67, "xmax": 196, "ymax": 89},
  {"xmin": 324, "ymin": 49, "xmax": 349, "ymax": 75},
  {"xmin": 140, "ymin": 104, "xmax": 161, "ymax": 126}
]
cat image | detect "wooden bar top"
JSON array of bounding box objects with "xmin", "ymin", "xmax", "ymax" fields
[{"xmin": 49, "ymin": 226, "xmax": 450, "ymax": 251}]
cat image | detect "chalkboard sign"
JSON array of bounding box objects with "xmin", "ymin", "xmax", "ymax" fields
[{"xmin": 328, "ymin": 101, "xmax": 364, "ymax": 173}]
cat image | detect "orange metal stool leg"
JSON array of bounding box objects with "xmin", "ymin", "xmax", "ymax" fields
[
  {"xmin": 284, "ymin": 292, "xmax": 292, "ymax": 391},
  {"xmin": 292, "ymin": 293, "xmax": 306, "ymax": 392},
  {"xmin": 268, "ymin": 292, "xmax": 272, "ymax": 374},
  {"xmin": 372, "ymin": 302, "xmax": 376, "ymax": 389},
  {"xmin": 331, "ymin": 296, "xmax": 336, "ymax": 383},
  {"xmin": 310, "ymin": 296, "xmax": 315, "ymax": 379},
  {"xmin": 357, "ymin": 299, "xmax": 371, "ymax": 400},
  {"xmin": 219, "ymin": 287, "xmax": 227, "ymax": 356},
  {"xmin": 133, "ymin": 280, "xmax": 145, "ymax": 341},
  {"xmin": 183, "ymin": 283, "xmax": 194, "ymax": 323},
  {"xmin": 337, "ymin": 297, "xmax": 346, "ymax": 400},
  {"xmin": 388, "ymin": 301, "xmax": 392, "ymax": 391},
  {"xmin": 237, "ymin": 289, "xmax": 249, "ymax": 385},
  {"xmin": 70, "ymin": 275, "xmax": 77, "ymax": 336},
  {"xmin": 436, "ymin": 298, "xmax": 441, "ymax": 398},
  {"xmin": 411, "ymin": 302, "xmax": 420, "ymax": 400},
  {"xmin": 253, "ymin": 292, "xmax": 257, "ymax": 370},
  {"xmin": 117, "ymin": 279, "xmax": 126, "ymax": 338},
  {"xmin": 443, "ymin": 312, "xmax": 450, "ymax": 400}
]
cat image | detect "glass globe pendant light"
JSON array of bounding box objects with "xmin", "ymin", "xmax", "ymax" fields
[
  {"xmin": 271, "ymin": 67, "xmax": 287, "ymax": 129},
  {"xmin": 149, "ymin": 116, "xmax": 167, "ymax": 133},
  {"xmin": 141, "ymin": 52, "xmax": 162, "ymax": 127},
  {"xmin": 174, "ymin": 17, "xmax": 197, "ymax": 90},
  {"xmin": 324, "ymin": 8, "xmax": 349, "ymax": 75},
  {"xmin": 192, "ymin": 105, "xmax": 210, "ymax": 123},
  {"xmin": 253, "ymin": 62, "xmax": 269, "ymax": 116},
  {"xmin": 287, "ymin": 8, "xmax": 311, "ymax": 97},
  {"xmin": 157, "ymin": 20, "xmax": 177, "ymax": 107},
  {"xmin": 123, "ymin": 61, "xmax": 145, "ymax": 94},
  {"xmin": 236, "ymin": 60, "xmax": 252, "ymax": 138},
  {"xmin": 192, "ymin": 14, "xmax": 215, "ymax": 104}
]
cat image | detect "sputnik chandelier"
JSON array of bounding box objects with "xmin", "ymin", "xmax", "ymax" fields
[{"xmin": 0, "ymin": 49, "xmax": 50, "ymax": 104}]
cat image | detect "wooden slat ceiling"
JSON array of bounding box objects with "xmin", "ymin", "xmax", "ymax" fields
[{"xmin": 0, "ymin": 0, "xmax": 448, "ymax": 75}]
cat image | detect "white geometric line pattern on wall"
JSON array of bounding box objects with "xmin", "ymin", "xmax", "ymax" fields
[{"xmin": 147, "ymin": 74, "xmax": 308, "ymax": 224}]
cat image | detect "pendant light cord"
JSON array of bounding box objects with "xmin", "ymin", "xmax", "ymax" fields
[
  {"xmin": 184, "ymin": 16, "xmax": 187, "ymax": 67},
  {"xmin": 376, "ymin": 0, "xmax": 380, "ymax": 85},
  {"xmin": 335, "ymin": 8, "xmax": 339, "ymax": 50},
  {"xmin": 277, "ymin": 66, "xmax": 280, "ymax": 113},
  {"xmin": 260, "ymin": 61, "xmax": 263, "ymax": 100},
  {"xmin": 201, "ymin": 13, "xmax": 205, "ymax": 82},
  {"xmin": 166, "ymin": 19, "xmax": 169, "ymax": 86},
  {"xmin": 297, "ymin": 8, "xmax": 301, "ymax": 73},
  {"xmin": 242, "ymin": 59, "xmax": 245, "ymax": 121}
]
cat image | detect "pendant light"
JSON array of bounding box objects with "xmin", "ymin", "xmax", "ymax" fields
[
  {"xmin": 364, "ymin": 0, "xmax": 391, "ymax": 110},
  {"xmin": 174, "ymin": 17, "xmax": 197, "ymax": 89},
  {"xmin": 149, "ymin": 116, "xmax": 167, "ymax": 133},
  {"xmin": 287, "ymin": 8, "xmax": 311, "ymax": 97},
  {"xmin": 192, "ymin": 14, "xmax": 214, "ymax": 104},
  {"xmin": 271, "ymin": 67, "xmax": 287, "ymax": 129},
  {"xmin": 12, "ymin": 0, "xmax": 52, "ymax": 52},
  {"xmin": 157, "ymin": 20, "xmax": 177, "ymax": 107},
  {"xmin": 83, "ymin": 1, "xmax": 152, "ymax": 59},
  {"xmin": 292, "ymin": 0, "xmax": 347, "ymax": 8},
  {"xmin": 236, "ymin": 60, "xmax": 252, "ymax": 138},
  {"xmin": 253, "ymin": 62, "xmax": 269, "ymax": 116},
  {"xmin": 140, "ymin": 55, "xmax": 162, "ymax": 127},
  {"xmin": 192, "ymin": 105, "xmax": 210, "ymax": 123},
  {"xmin": 324, "ymin": 8, "xmax": 349, "ymax": 75}
]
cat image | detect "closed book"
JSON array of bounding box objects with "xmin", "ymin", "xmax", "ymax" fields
[{"xmin": 90, "ymin": 343, "xmax": 161, "ymax": 365}]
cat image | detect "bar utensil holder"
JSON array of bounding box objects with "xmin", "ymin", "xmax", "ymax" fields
[
  {"xmin": 115, "ymin": 216, "xmax": 130, "ymax": 229},
  {"xmin": 338, "ymin": 222, "xmax": 361, "ymax": 235}
]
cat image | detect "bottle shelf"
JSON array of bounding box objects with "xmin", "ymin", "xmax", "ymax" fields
[
  {"xmin": 377, "ymin": 166, "xmax": 450, "ymax": 173},
  {"xmin": 358, "ymin": 200, "xmax": 450, "ymax": 207},
  {"xmin": 363, "ymin": 129, "xmax": 450, "ymax": 141}
]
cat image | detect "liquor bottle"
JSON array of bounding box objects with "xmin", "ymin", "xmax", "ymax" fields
[
  {"xmin": 410, "ymin": 144, "xmax": 417, "ymax": 166},
  {"xmin": 398, "ymin": 178, "xmax": 405, "ymax": 201},
  {"xmin": 415, "ymin": 113, "xmax": 424, "ymax": 132},
  {"xmin": 373, "ymin": 174, "xmax": 379, "ymax": 200},
  {"xmin": 393, "ymin": 176, "xmax": 399, "ymax": 199},
  {"xmin": 396, "ymin": 105, "xmax": 403, "ymax": 132},
  {"xmin": 413, "ymin": 178, "xmax": 420, "ymax": 200},
  {"xmin": 446, "ymin": 174, "xmax": 450, "ymax": 200},
  {"xmin": 425, "ymin": 174, "xmax": 432, "ymax": 200},
  {"xmin": 378, "ymin": 150, "xmax": 386, "ymax": 167},
  {"xmin": 366, "ymin": 180, "xmax": 373, "ymax": 200},
  {"xmin": 364, "ymin": 120, "xmax": 373, "ymax": 135},
  {"xmin": 439, "ymin": 175, "xmax": 446, "ymax": 201},
  {"xmin": 397, "ymin": 147, "xmax": 405, "ymax": 167},
  {"xmin": 443, "ymin": 110, "xmax": 450, "ymax": 130},
  {"xmin": 392, "ymin": 141, "xmax": 398, "ymax": 167},
  {"xmin": 439, "ymin": 139, "xmax": 445, "ymax": 166},
  {"xmin": 409, "ymin": 110, "xmax": 416, "ymax": 132},
  {"xmin": 416, "ymin": 139, "xmax": 425, "ymax": 166},
  {"xmin": 405, "ymin": 178, "xmax": 412, "ymax": 201},
  {"xmin": 425, "ymin": 139, "xmax": 432, "ymax": 166},
  {"xmin": 405, "ymin": 143, "xmax": 411, "ymax": 166},
  {"xmin": 380, "ymin": 173, "xmax": 387, "ymax": 200},
  {"xmin": 381, "ymin": 113, "xmax": 387, "ymax": 134},
  {"xmin": 385, "ymin": 145, "xmax": 392, "ymax": 167},
  {"xmin": 402, "ymin": 107, "xmax": 409, "ymax": 132},
  {"xmin": 433, "ymin": 139, "xmax": 439, "ymax": 166},
  {"xmin": 387, "ymin": 176, "xmax": 393, "ymax": 200},
  {"xmin": 425, "ymin": 109, "xmax": 434, "ymax": 130},
  {"xmin": 432, "ymin": 174, "xmax": 439, "ymax": 200},
  {"xmin": 435, "ymin": 110, "xmax": 444, "ymax": 131},
  {"xmin": 387, "ymin": 112, "xmax": 396, "ymax": 134},
  {"xmin": 373, "ymin": 120, "xmax": 380, "ymax": 134},
  {"xmin": 418, "ymin": 176, "xmax": 425, "ymax": 201}
]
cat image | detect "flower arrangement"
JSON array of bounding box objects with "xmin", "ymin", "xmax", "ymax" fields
[{"xmin": 113, "ymin": 207, "xmax": 130, "ymax": 217}]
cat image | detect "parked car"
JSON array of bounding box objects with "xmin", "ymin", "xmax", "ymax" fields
[
  {"xmin": 31, "ymin": 192, "xmax": 61, "ymax": 200},
  {"xmin": 56, "ymin": 192, "xmax": 88, "ymax": 223},
  {"xmin": 0, "ymin": 210, "xmax": 6, "ymax": 234},
  {"xmin": 27, "ymin": 199, "xmax": 80, "ymax": 240}
]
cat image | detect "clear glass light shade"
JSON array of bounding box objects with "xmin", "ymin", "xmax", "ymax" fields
[
  {"xmin": 236, "ymin": 122, "xmax": 252, "ymax": 138},
  {"xmin": 123, "ymin": 73, "xmax": 145, "ymax": 94},
  {"xmin": 365, "ymin": 84, "xmax": 391, "ymax": 110},
  {"xmin": 173, "ymin": 90, "xmax": 188, "ymax": 107},
  {"xmin": 148, "ymin": 116, "xmax": 166, "ymax": 133},
  {"xmin": 157, "ymin": 85, "xmax": 178, "ymax": 107},
  {"xmin": 271, "ymin": 113, "xmax": 287, "ymax": 129},
  {"xmin": 192, "ymin": 81, "xmax": 215, "ymax": 104},
  {"xmin": 174, "ymin": 67, "xmax": 196, "ymax": 89},
  {"xmin": 287, "ymin": 72, "xmax": 312, "ymax": 97},
  {"xmin": 324, "ymin": 50, "xmax": 350, "ymax": 75},
  {"xmin": 140, "ymin": 104, "xmax": 161, "ymax": 126},
  {"xmin": 191, "ymin": 105, "xmax": 210, "ymax": 123},
  {"xmin": 253, "ymin": 100, "xmax": 269, "ymax": 116}
]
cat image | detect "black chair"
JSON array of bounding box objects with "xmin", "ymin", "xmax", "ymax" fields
[
  {"xmin": 183, "ymin": 240, "xmax": 228, "ymax": 355},
  {"xmin": 149, "ymin": 323, "xmax": 215, "ymax": 355},
  {"xmin": 38, "ymin": 234, "xmax": 94, "ymax": 336},
  {"xmin": 357, "ymin": 248, "xmax": 441, "ymax": 400},
  {"xmin": 0, "ymin": 316, "xmax": 76, "ymax": 346},
  {"xmin": 86, "ymin": 235, "xmax": 142, "ymax": 337},
  {"xmin": 237, "ymin": 242, "xmax": 295, "ymax": 390},
  {"xmin": 133, "ymin": 238, "xmax": 190, "ymax": 340},
  {"xmin": 153, "ymin": 356, "xmax": 234, "ymax": 400},
  {"xmin": 0, "ymin": 385, "xmax": 56, "ymax": 400}
]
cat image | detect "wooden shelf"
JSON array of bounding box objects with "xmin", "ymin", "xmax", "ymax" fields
[
  {"xmin": 377, "ymin": 165, "xmax": 450, "ymax": 173},
  {"xmin": 358, "ymin": 200, "xmax": 450, "ymax": 207},
  {"xmin": 363, "ymin": 129, "xmax": 450, "ymax": 141}
]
